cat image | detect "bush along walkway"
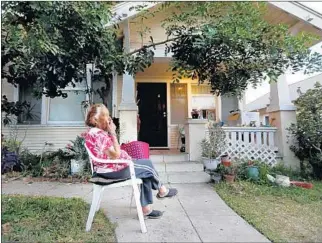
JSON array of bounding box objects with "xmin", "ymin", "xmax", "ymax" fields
[{"xmin": 2, "ymin": 180, "xmax": 269, "ymax": 242}]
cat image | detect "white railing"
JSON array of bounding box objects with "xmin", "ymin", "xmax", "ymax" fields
[
  {"xmin": 222, "ymin": 127, "xmax": 277, "ymax": 147},
  {"xmin": 206, "ymin": 126, "xmax": 278, "ymax": 165}
]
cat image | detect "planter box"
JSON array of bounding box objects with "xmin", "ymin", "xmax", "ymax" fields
[{"xmin": 70, "ymin": 159, "xmax": 86, "ymax": 175}]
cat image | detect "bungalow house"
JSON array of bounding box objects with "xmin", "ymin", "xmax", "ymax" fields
[
  {"xmin": 2, "ymin": 2, "xmax": 322, "ymax": 168},
  {"xmin": 245, "ymin": 73, "xmax": 322, "ymax": 126}
]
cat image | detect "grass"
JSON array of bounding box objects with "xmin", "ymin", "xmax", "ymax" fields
[
  {"xmin": 1, "ymin": 195, "xmax": 116, "ymax": 242},
  {"xmin": 215, "ymin": 181, "xmax": 322, "ymax": 242}
]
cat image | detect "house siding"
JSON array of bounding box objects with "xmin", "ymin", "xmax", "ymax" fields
[{"xmin": 2, "ymin": 125, "xmax": 87, "ymax": 154}]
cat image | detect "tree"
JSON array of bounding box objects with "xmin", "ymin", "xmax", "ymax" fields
[
  {"xmin": 1, "ymin": 1, "xmax": 154, "ymax": 123},
  {"xmin": 288, "ymin": 83, "xmax": 322, "ymax": 179},
  {"xmin": 159, "ymin": 2, "xmax": 322, "ymax": 96},
  {"xmin": 2, "ymin": 1, "xmax": 322, "ymax": 122}
]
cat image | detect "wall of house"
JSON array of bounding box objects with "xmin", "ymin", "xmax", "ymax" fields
[
  {"xmin": 220, "ymin": 95, "xmax": 239, "ymax": 125},
  {"xmin": 2, "ymin": 125, "xmax": 87, "ymax": 154},
  {"xmin": 129, "ymin": 5, "xmax": 179, "ymax": 56},
  {"xmin": 130, "ymin": 62, "xmax": 218, "ymax": 148}
]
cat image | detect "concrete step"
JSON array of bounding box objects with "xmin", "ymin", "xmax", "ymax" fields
[
  {"xmin": 159, "ymin": 171, "xmax": 210, "ymax": 184},
  {"xmin": 154, "ymin": 161, "xmax": 203, "ymax": 173},
  {"xmin": 150, "ymin": 153, "xmax": 189, "ymax": 163}
]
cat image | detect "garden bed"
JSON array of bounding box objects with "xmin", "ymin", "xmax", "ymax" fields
[
  {"xmin": 215, "ymin": 181, "xmax": 322, "ymax": 242},
  {"xmin": 1, "ymin": 195, "xmax": 115, "ymax": 242}
]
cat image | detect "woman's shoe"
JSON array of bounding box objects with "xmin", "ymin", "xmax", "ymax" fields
[
  {"xmin": 156, "ymin": 188, "xmax": 178, "ymax": 200},
  {"xmin": 144, "ymin": 210, "xmax": 164, "ymax": 219}
]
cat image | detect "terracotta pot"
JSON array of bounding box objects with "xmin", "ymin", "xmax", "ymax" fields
[
  {"xmin": 221, "ymin": 155, "xmax": 230, "ymax": 162},
  {"xmin": 224, "ymin": 174, "xmax": 235, "ymax": 183},
  {"xmin": 222, "ymin": 161, "xmax": 231, "ymax": 167}
]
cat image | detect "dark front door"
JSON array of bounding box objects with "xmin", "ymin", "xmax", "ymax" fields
[{"xmin": 137, "ymin": 83, "xmax": 168, "ymax": 147}]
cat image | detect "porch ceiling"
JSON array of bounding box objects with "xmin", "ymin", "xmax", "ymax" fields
[{"xmin": 266, "ymin": 3, "xmax": 322, "ymax": 45}]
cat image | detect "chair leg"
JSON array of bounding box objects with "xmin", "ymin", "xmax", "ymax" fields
[
  {"xmin": 96, "ymin": 187, "xmax": 104, "ymax": 212},
  {"xmin": 130, "ymin": 185, "xmax": 141, "ymax": 214},
  {"xmin": 129, "ymin": 189, "xmax": 134, "ymax": 214},
  {"xmin": 132, "ymin": 183, "xmax": 147, "ymax": 233},
  {"xmin": 86, "ymin": 184, "xmax": 102, "ymax": 232}
]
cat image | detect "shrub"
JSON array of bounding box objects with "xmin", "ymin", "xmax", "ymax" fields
[
  {"xmin": 288, "ymin": 83, "xmax": 322, "ymax": 179},
  {"xmin": 201, "ymin": 122, "xmax": 226, "ymax": 159}
]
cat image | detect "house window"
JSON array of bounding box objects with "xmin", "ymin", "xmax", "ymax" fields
[
  {"xmin": 170, "ymin": 83, "xmax": 187, "ymax": 124},
  {"xmin": 191, "ymin": 84, "xmax": 216, "ymax": 110},
  {"xmin": 191, "ymin": 85, "xmax": 212, "ymax": 95},
  {"xmin": 47, "ymin": 80, "xmax": 89, "ymax": 124},
  {"xmin": 18, "ymin": 86, "xmax": 42, "ymax": 124},
  {"xmin": 264, "ymin": 115, "xmax": 270, "ymax": 126}
]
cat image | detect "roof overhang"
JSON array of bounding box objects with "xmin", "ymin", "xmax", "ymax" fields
[
  {"xmin": 269, "ymin": 2, "xmax": 322, "ymax": 31},
  {"xmin": 106, "ymin": 2, "xmax": 159, "ymax": 27}
]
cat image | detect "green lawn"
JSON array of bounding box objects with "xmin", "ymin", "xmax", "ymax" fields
[
  {"xmin": 1, "ymin": 195, "xmax": 116, "ymax": 242},
  {"xmin": 215, "ymin": 181, "xmax": 322, "ymax": 242}
]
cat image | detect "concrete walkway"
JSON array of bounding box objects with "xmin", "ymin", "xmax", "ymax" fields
[{"xmin": 2, "ymin": 180, "xmax": 269, "ymax": 242}]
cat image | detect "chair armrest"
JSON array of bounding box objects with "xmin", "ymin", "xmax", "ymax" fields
[{"xmin": 90, "ymin": 158, "xmax": 133, "ymax": 164}]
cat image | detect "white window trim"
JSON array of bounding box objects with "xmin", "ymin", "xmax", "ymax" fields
[
  {"xmin": 45, "ymin": 64, "xmax": 92, "ymax": 125},
  {"xmin": 13, "ymin": 65, "xmax": 92, "ymax": 126},
  {"xmin": 14, "ymin": 84, "xmax": 44, "ymax": 125}
]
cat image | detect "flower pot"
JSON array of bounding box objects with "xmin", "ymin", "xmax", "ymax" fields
[
  {"xmin": 202, "ymin": 158, "xmax": 219, "ymax": 171},
  {"xmin": 70, "ymin": 159, "xmax": 86, "ymax": 175},
  {"xmin": 247, "ymin": 166, "xmax": 259, "ymax": 180},
  {"xmin": 180, "ymin": 146, "xmax": 185, "ymax": 153},
  {"xmin": 224, "ymin": 174, "xmax": 235, "ymax": 183},
  {"xmin": 191, "ymin": 114, "xmax": 199, "ymax": 119},
  {"xmin": 210, "ymin": 173, "xmax": 222, "ymax": 183},
  {"xmin": 221, "ymin": 154, "xmax": 230, "ymax": 163},
  {"xmin": 181, "ymin": 137, "xmax": 185, "ymax": 145},
  {"xmin": 222, "ymin": 161, "xmax": 231, "ymax": 167}
]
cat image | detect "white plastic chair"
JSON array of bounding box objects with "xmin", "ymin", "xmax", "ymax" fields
[{"xmin": 84, "ymin": 144, "xmax": 147, "ymax": 233}]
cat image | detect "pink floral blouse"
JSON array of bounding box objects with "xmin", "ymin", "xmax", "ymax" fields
[{"xmin": 85, "ymin": 127, "xmax": 131, "ymax": 173}]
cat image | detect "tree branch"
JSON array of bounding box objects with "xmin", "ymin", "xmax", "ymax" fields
[{"xmin": 127, "ymin": 36, "xmax": 180, "ymax": 56}]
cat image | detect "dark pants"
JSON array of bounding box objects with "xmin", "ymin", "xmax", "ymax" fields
[{"xmin": 99, "ymin": 159, "xmax": 162, "ymax": 207}]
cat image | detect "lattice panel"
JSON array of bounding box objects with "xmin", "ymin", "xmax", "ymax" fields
[{"xmin": 221, "ymin": 139, "xmax": 278, "ymax": 165}]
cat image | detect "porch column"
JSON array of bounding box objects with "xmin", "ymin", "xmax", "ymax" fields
[
  {"xmin": 185, "ymin": 119, "xmax": 208, "ymax": 161},
  {"xmin": 267, "ymin": 74, "xmax": 299, "ymax": 168},
  {"xmin": 215, "ymin": 95, "xmax": 222, "ymax": 122},
  {"xmin": 118, "ymin": 19, "xmax": 138, "ymax": 143}
]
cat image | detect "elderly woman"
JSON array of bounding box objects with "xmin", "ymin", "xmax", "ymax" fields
[{"xmin": 85, "ymin": 104, "xmax": 178, "ymax": 219}]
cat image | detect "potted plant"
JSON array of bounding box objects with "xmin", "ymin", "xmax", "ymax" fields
[
  {"xmin": 210, "ymin": 163, "xmax": 225, "ymax": 183},
  {"xmin": 191, "ymin": 109, "xmax": 200, "ymax": 119},
  {"xmin": 221, "ymin": 153, "xmax": 231, "ymax": 167},
  {"xmin": 66, "ymin": 132, "xmax": 89, "ymax": 175},
  {"xmin": 223, "ymin": 163, "xmax": 237, "ymax": 183},
  {"xmin": 178, "ymin": 126, "xmax": 185, "ymax": 153},
  {"xmin": 246, "ymin": 160, "xmax": 259, "ymax": 180},
  {"xmin": 201, "ymin": 122, "xmax": 226, "ymax": 171}
]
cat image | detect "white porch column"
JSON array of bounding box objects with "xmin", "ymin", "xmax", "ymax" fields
[
  {"xmin": 118, "ymin": 19, "xmax": 138, "ymax": 143},
  {"xmin": 267, "ymin": 74, "xmax": 299, "ymax": 168},
  {"xmin": 185, "ymin": 119, "xmax": 208, "ymax": 161},
  {"xmin": 215, "ymin": 95, "xmax": 222, "ymax": 122}
]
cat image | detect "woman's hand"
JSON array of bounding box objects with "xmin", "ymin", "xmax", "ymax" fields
[{"xmin": 106, "ymin": 118, "xmax": 116, "ymax": 134}]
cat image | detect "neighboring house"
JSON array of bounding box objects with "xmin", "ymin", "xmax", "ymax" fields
[
  {"xmin": 245, "ymin": 73, "xmax": 322, "ymax": 125},
  {"xmin": 2, "ymin": 2, "xmax": 322, "ymax": 157}
]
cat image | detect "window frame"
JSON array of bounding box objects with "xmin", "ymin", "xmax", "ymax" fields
[{"xmin": 46, "ymin": 79, "xmax": 91, "ymax": 125}]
